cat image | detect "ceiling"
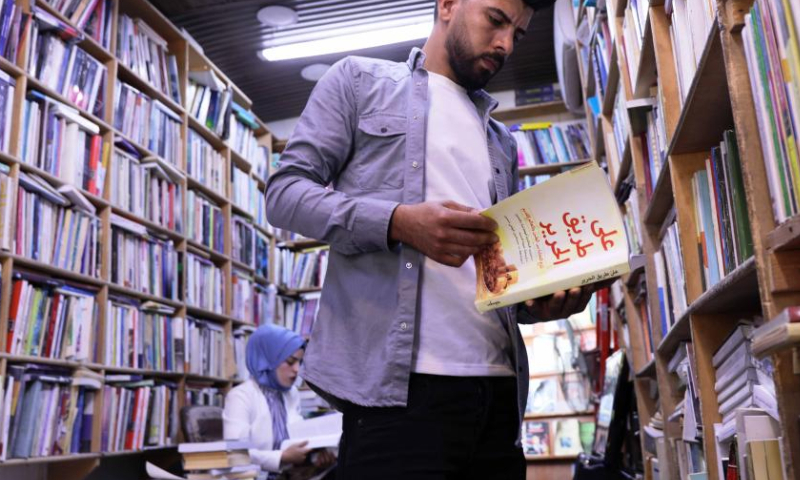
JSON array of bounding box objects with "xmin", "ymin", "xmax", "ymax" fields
[{"xmin": 149, "ymin": 0, "xmax": 558, "ymax": 123}]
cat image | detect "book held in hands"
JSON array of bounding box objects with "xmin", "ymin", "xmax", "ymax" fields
[{"xmin": 475, "ymin": 162, "xmax": 630, "ymax": 312}]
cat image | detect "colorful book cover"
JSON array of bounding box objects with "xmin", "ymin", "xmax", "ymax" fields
[{"xmin": 522, "ymin": 420, "xmax": 550, "ymax": 456}]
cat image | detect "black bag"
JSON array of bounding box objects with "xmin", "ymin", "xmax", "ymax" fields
[{"xmin": 573, "ymin": 454, "xmax": 628, "ymax": 480}]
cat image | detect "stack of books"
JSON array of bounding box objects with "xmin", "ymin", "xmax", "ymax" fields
[
  {"xmin": 233, "ymin": 325, "xmax": 255, "ymax": 381},
  {"xmin": 15, "ymin": 172, "xmax": 100, "ymax": 277},
  {"xmin": 186, "ymin": 317, "xmax": 225, "ymax": 379},
  {"xmin": 232, "ymin": 215, "xmax": 255, "ymax": 268},
  {"xmin": 184, "ymin": 384, "xmax": 223, "ymax": 408},
  {"xmin": 229, "ymin": 103, "xmax": 260, "ymax": 161},
  {"xmin": 690, "ymin": 130, "xmax": 754, "ymax": 291},
  {"xmin": 278, "ymin": 246, "xmax": 329, "ymax": 291},
  {"xmin": 101, "ymin": 375, "xmax": 179, "ymax": 452},
  {"xmin": 231, "ymin": 269, "xmax": 254, "ymax": 324},
  {"xmin": 514, "ymin": 83, "xmax": 563, "ymax": 107},
  {"xmin": 654, "ymin": 215, "xmax": 688, "ymax": 335},
  {"xmin": 5, "ymin": 273, "xmax": 97, "ymax": 361},
  {"xmin": 41, "ymin": 0, "xmax": 113, "ymax": 49},
  {"xmin": 752, "ymin": 306, "xmax": 800, "ymax": 358},
  {"xmin": 232, "ymin": 164, "xmax": 258, "ymax": 217},
  {"xmin": 178, "ymin": 441, "xmax": 258, "ymax": 480},
  {"xmin": 110, "ymin": 141, "xmax": 185, "ymax": 233},
  {"xmin": 186, "ymin": 253, "xmax": 225, "ymax": 315},
  {"xmin": 742, "ymin": 0, "xmax": 800, "ymax": 224},
  {"xmin": 110, "ymin": 214, "xmax": 180, "ymax": 300},
  {"xmin": 114, "ymin": 80, "xmax": 182, "ymax": 165},
  {"xmin": 666, "ymin": 342, "xmax": 708, "ymax": 479},
  {"xmin": 643, "ymin": 411, "xmax": 671, "ymax": 480},
  {"xmin": 187, "ymin": 69, "xmax": 231, "ymax": 138},
  {"xmin": 277, "ymin": 292, "xmax": 322, "ymax": 337},
  {"xmin": 117, "ymin": 13, "xmax": 182, "ymax": 106},
  {"xmin": 187, "ymin": 190, "xmax": 224, "ymax": 254},
  {"xmin": 0, "ymin": 162, "xmax": 14, "ymax": 250},
  {"xmin": 187, "ymin": 129, "xmax": 226, "ymax": 195},
  {"xmin": 511, "ymin": 120, "xmax": 592, "ymax": 167},
  {"xmin": 104, "ymin": 299, "xmax": 185, "ymax": 373},
  {"xmin": 0, "ymin": 365, "xmax": 102, "ymax": 460},
  {"xmin": 28, "ymin": 7, "xmax": 106, "ymax": 116}
]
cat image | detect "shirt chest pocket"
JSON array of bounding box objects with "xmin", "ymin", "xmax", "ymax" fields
[{"xmin": 353, "ymin": 113, "xmax": 406, "ymax": 190}]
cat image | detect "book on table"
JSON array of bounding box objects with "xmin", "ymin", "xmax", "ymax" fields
[{"xmin": 475, "ymin": 162, "xmax": 630, "ymax": 312}]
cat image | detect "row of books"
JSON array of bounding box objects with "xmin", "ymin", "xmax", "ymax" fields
[
  {"xmin": 232, "ymin": 215, "xmax": 255, "ymax": 267},
  {"xmin": 187, "ymin": 68, "xmax": 231, "ymax": 138},
  {"xmin": 666, "ymin": 341, "xmax": 707, "ymax": 478},
  {"xmin": 42, "ymin": 0, "xmax": 113, "ymax": 49},
  {"xmin": 110, "ymin": 214, "xmax": 181, "ymax": 301},
  {"xmin": 639, "ymin": 89, "xmax": 668, "ymax": 202},
  {"xmin": 277, "ymin": 293, "xmax": 321, "ymax": 338},
  {"xmin": 187, "ymin": 189, "xmax": 224, "ymax": 254},
  {"xmin": 104, "ymin": 299, "xmax": 183, "ymax": 373},
  {"xmin": 690, "ymin": 130, "xmax": 753, "ymax": 291},
  {"xmin": 0, "ymin": 365, "xmax": 101, "ymax": 460},
  {"xmin": 5, "ymin": 272, "xmax": 97, "ymax": 360},
  {"xmin": 0, "ymin": 162, "xmax": 14, "ymax": 250},
  {"xmin": 188, "ymin": 128, "xmax": 226, "ymax": 195},
  {"xmin": 611, "ymin": 84, "xmax": 629, "ymax": 172},
  {"xmin": 232, "ymin": 164, "xmax": 258, "ymax": 217},
  {"xmin": 111, "ymin": 141, "xmax": 184, "ymax": 232},
  {"xmin": 522, "ymin": 418, "xmax": 592, "ymax": 457},
  {"xmin": 669, "ymin": 0, "xmax": 716, "ymax": 105},
  {"xmin": 511, "ymin": 121, "xmax": 592, "ymax": 167},
  {"xmin": 526, "ymin": 374, "xmax": 592, "ymax": 416},
  {"xmin": 186, "ymin": 253, "xmax": 225, "ymax": 315},
  {"xmin": 186, "ymin": 317, "xmax": 225, "ymax": 379},
  {"xmin": 233, "ymin": 325, "xmax": 255, "ymax": 381},
  {"xmin": 742, "ymin": 0, "xmax": 800, "ymax": 225},
  {"xmin": 28, "ymin": 7, "xmax": 106, "ymax": 117},
  {"xmin": 117, "ymin": 13, "xmax": 182, "ymax": 106},
  {"xmin": 14, "ymin": 171, "xmax": 100, "ymax": 277},
  {"xmin": 232, "ymin": 269, "xmax": 254, "ymax": 324},
  {"xmin": 114, "ymin": 80, "xmax": 182, "ymax": 165},
  {"xmin": 654, "ymin": 218, "xmax": 689, "ymax": 336},
  {"xmin": 620, "ymin": 0, "xmax": 643, "ymax": 92},
  {"xmin": 20, "ymin": 91, "xmax": 109, "ymax": 198},
  {"xmin": 591, "ymin": 14, "xmax": 613, "ymax": 99},
  {"xmin": 0, "ymin": 72, "xmax": 14, "ymax": 155},
  {"xmin": 622, "ymin": 190, "xmax": 643, "ymax": 255},
  {"xmin": 254, "ymin": 284, "xmax": 277, "ymax": 327},
  {"xmin": 513, "ymin": 83, "xmax": 563, "ymax": 107},
  {"xmin": 185, "ymin": 384, "xmax": 223, "ymax": 408},
  {"xmin": 229, "ymin": 103, "xmax": 261, "ymax": 161},
  {"xmin": 0, "ymin": 1, "xmax": 30, "ymax": 67},
  {"xmin": 254, "ymin": 145, "xmax": 270, "ymax": 182},
  {"xmin": 277, "ymin": 246, "xmax": 329, "ymax": 290}
]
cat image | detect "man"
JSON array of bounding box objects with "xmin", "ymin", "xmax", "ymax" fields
[{"xmin": 266, "ymin": 0, "xmax": 598, "ymax": 477}]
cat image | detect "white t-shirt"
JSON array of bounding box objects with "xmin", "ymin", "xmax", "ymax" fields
[{"xmin": 412, "ymin": 71, "xmax": 514, "ymax": 377}]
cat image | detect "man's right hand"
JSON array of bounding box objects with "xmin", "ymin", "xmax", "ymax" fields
[
  {"xmin": 281, "ymin": 441, "xmax": 311, "ymax": 466},
  {"xmin": 389, "ymin": 201, "xmax": 499, "ymax": 267}
]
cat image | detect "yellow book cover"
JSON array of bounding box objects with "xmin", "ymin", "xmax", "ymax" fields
[{"xmin": 475, "ymin": 162, "xmax": 630, "ymax": 312}]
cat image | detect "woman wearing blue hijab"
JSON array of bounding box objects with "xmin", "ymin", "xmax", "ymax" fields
[{"xmin": 223, "ymin": 324, "xmax": 336, "ymax": 479}]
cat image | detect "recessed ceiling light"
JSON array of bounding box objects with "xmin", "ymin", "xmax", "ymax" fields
[
  {"xmin": 257, "ymin": 5, "xmax": 299, "ymax": 27},
  {"xmin": 301, "ymin": 64, "xmax": 331, "ymax": 82}
]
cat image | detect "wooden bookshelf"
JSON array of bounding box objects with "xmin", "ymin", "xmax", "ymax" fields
[
  {"xmin": 580, "ymin": 0, "xmax": 800, "ymax": 478},
  {"xmin": 491, "ymin": 101, "xmax": 571, "ymax": 122},
  {"xmin": 0, "ymin": 0, "xmax": 281, "ymax": 474},
  {"xmin": 518, "ymin": 160, "xmax": 591, "ymax": 177}
]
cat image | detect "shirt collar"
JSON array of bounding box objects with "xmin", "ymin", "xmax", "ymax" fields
[{"xmin": 406, "ymin": 47, "xmax": 500, "ymax": 121}]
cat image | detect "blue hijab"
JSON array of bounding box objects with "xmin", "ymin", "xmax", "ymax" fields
[{"xmin": 246, "ymin": 324, "xmax": 305, "ymax": 392}]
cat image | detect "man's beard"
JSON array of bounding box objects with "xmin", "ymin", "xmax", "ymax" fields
[{"xmin": 445, "ymin": 19, "xmax": 505, "ymax": 91}]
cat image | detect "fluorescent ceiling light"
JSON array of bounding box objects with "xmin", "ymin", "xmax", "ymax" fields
[{"xmin": 261, "ymin": 19, "xmax": 433, "ymax": 61}]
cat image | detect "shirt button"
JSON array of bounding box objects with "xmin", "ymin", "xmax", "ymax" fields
[
  {"xmin": 406, "ymin": 262, "xmax": 413, "ymax": 269},
  {"xmin": 412, "ymin": 161, "xmax": 419, "ymax": 169},
  {"xmin": 400, "ymin": 322, "xmax": 408, "ymax": 331}
]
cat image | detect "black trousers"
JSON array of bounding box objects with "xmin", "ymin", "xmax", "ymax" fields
[{"xmin": 335, "ymin": 373, "xmax": 526, "ymax": 480}]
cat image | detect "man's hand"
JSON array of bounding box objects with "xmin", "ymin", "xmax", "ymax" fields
[
  {"xmin": 281, "ymin": 441, "xmax": 311, "ymax": 466},
  {"xmin": 390, "ymin": 201, "xmax": 498, "ymax": 267},
  {"xmin": 312, "ymin": 449, "xmax": 337, "ymax": 468},
  {"xmin": 523, "ymin": 280, "xmax": 615, "ymax": 321}
]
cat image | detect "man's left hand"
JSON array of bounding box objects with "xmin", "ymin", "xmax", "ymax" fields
[
  {"xmin": 523, "ymin": 280, "xmax": 615, "ymax": 321},
  {"xmin": 312, "ymin": 449, "xmax": 337, "ymax": 468}
]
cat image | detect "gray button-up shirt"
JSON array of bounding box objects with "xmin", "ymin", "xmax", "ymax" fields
[{"xmin": 265, "ymin": 48, "xmax": 540, "ymax": 426}]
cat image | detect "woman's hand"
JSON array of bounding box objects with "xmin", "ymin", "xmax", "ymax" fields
[
  {"xmin": 281, "ymin": 441, "xmax": 311, "ymax": 466},
  {"xmin": 313, "ymin": 449, "xmax": 337, "ymax": 468}
]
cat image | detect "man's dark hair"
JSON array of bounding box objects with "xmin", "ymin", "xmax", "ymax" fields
[{"xmin": 433, "ymin": 0, "xmax": 557, "ymax": 20}]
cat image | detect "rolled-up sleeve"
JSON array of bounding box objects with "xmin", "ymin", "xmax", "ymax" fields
[{"xmin": 265, "ymin": 58, "xmax": 399, "ymax": 255}]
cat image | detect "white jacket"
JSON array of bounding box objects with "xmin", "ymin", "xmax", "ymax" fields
[{"xmin": 223, "ymin": 379, "xmax": 303, "ymax": 473}]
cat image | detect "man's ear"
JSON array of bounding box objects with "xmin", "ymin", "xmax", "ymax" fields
[{"xmin": 437, "ymin": 0, "xmax": 459, "ymax": 23}]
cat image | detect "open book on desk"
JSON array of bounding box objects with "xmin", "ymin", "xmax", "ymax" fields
[
  {"xmin": 280, "ymin": 412, "xmax": 343, "ymax": 451},
  {"xmin": 475, "ymin": 162, "xmax": 630, "ymax": 312}
]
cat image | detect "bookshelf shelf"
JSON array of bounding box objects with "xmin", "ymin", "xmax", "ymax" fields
[
  {"xmin": 278, "ymin": 286, "xmax": 323, "ymax": 297},
  {"xmin": 34, "ymin": 1, "xmax": 115, "ymax": 63},
  {"xmin": 185, "ymin": 373, "xmax": 233, "ymax": 384},
  {"xmin": 231, "ymin": 259, "xmax": 254, "ymax": 273},
  {"xmin": 518, "ymin": 160, "xmax": 591, "ymax": 177},
  {"xmin": 186, "ymin": 176, "xmax": 229, "ymax": 207},
  {"xmin": 666, "ymin": 26, "xmax": 733, "ymax": 157},
  {"xmin": 15, "ymin": 160, "xmax": 111, "ymax": 209},
  {"xmin": 254, "ymin": 224, "xmax": 274, "ymax": 238},
  {"xmin": 491, "ymin": 101, "xmax": 570, "ymax": 122},
  {"xmin": 109, "ymin": 206, "xmax": 185, "ymax": 243},
  {"xmin": 252, "ymin": 173, "xmax": 268, "ymax": 191},
  {"xmin": 0, "ymin": 55, "xmax": 24, "ymax": 79},
  {"xmin": 632, "ymin": 14, "xmax": 656, "ymax": 100},
  {"xmin": 766, "ymin": 215, "xmax": 800, "ymax": 252},
  {"xmin": 116, "ymin": 62, "xmax": 185, "ymax": 117},
  {"xmin": 525, "ymin": 454, "xmax": 581, "ymax": 462},
  {"xmin": 102, "ymin": 446, "xmax": 178, "ymax": 458},
  {"xmin": 187, "ymin": 115, "xmax": 227, "ymax": 152},
  {"xmin": 524, "ymin": 411, "xmax": 595, "ymax": 420},
  {"xmin": 230, "ymin": 148, "xmax": 253, "ymax": 172},
  {"xmin": 25, "ymin": 76, "xmax": 113, "ymax": 134},
  {"xmin": 1, "ymin": 353, "xmax": 88, "ymax": 369},
  {"xmin": 602, "ymin": 43, "xmax": 621, "ymax": 116},
  {"xmin": 231, "ymin": 202, "xmax": 255, "ymax": 221},
  {"xmin": 635, "ymin": 358, "xmax": 656, "ymax": 379},
  {"xmin": 529, "ymin": 369, "xmax": 579, "ymax": 379},
  {"xmin": 112, "ymin": 130, "xmax": 168, "ymax": 166},
  {"xmin": 613, "ymin": 135, "xmax": 632, "ymax": 197},
  {"xmin": 643, "ymin": 161, "xmax": 673, "ymax": 227},
  {"xmin": 107, "ymin": 284, "xmax": 183, "ymax": 309},
  {"xmin": 0, "ymin": 453, "xmax": 100, "ymax": 466},
  {"xmin": 625, "ymin": 255, "xmax": 646, "ymax": 289},
  {"xmin": 185, "ymin": 305, "xmax": 230, "ymax": 325},
  {"xmin": 254, "ymin": 274, "xmax": 270, "ymax": 285},
  {"xmin": 11, "ymin": 255, "xmax": 104, "ymax": 287},
  {"xmin": 103, "ymin": 365, "xmax": 184, "ymax": 378},
  {"xmin": 186, "ymin": 239, "xmax": 228, "ymax": 264}
]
